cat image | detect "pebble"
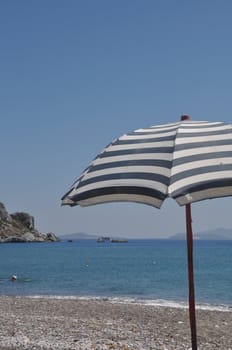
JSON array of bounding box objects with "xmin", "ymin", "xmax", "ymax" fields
[{"xmin": 0, "ymin": 296, "xmax": 231, "ymax": 349}]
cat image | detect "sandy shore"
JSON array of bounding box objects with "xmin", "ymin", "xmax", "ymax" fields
[{"xmin": 0, "ymin": 297, "xmax": 231, "ymax": 350}]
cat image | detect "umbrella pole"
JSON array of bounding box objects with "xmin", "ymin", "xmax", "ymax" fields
[{"xmin": 185, "ymin": 203, "xmax": 197, "ymax": 350}]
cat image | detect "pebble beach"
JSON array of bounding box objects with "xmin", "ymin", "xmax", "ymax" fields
[{"xmin": 0, "ymin": 296, "xmax": 231, "ymax": 350}]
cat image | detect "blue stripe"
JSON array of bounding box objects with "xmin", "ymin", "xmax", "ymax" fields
[
  {"xmin": 99, "ymin": 147, "xmax": 174, "ymax": 158},
  {"xmin": 70, "ymin": 186, "xmax": 167, "ymax": 203},
  {"xmin": 78, "ymin": 172, "xmax": 170, "ymax": 188},
  {"xmin": 178, "ymin": 129, "xmax": 232, "ymax": 138},
  {"xmin": 172, "ymin": 179, "xmax": 232, "ymax": 199},
  {"xmin": 88, "ymin": 159, "xmax": 172, "ymax": 172},
  {"xmin": 171, "ymin": 164, "xmax": 232, "ymax": 184},
  {"xmin": 175, "ymin": 139, "xmax": 232, "ymax": 152},
  {"xmin": 173, "ymin": 151, "xmax": 232, "ymax": 166}
]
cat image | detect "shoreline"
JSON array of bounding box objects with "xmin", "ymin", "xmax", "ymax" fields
[
  {"xmin": 2, "ymin": 294, "xmax": 232, "ymax": 313},
  {"xmin": 0, "ymin": 296, "xmax": 231, "ymax": 349}
]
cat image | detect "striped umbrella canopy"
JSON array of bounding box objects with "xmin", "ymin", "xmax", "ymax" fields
[
  {"xmin": 61, "ymin": 116, "xmax": 232, "ymax": 350},
  {"xmin": 62, "ymin": 118, "xmax": 232, "ymax": 208}
]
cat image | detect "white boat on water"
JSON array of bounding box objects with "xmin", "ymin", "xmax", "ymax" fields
[
  {"xmin": 97, "ymin": 237, "xmax": 128, "ymax": 243},
  {"xmin": 97, "ymin": 237, "xmax": 105, "ymax": 242}
]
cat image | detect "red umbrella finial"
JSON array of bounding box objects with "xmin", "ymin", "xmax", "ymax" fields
[{"xmin": 181, "ymin": 115, "xmax": 191, "ymax": 121}]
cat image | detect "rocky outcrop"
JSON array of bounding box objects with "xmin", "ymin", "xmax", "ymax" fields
[{"xmin": 0, "ymin": 202, "xmax": 59, "ymax": 243}]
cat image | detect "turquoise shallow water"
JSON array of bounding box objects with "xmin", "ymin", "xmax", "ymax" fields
[{"xmin": 0, "ymin": 239, "xmax": 231, "ymax": 309}]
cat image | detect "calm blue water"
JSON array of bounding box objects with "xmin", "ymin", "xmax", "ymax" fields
[{"xmin": 0, "ymin": 239, "xmax": 232, "ymax": 309}]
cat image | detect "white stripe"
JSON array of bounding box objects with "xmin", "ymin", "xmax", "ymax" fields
[
  {"xmin": 178, "ymin": 123, "xmax": 230, "ymax": 133},
  {"xmin": 176, "ymin": 133, "xmax": 232, "ymax": 145},
  {"xmin": 71, "ymin": 178, "xmax": 168, "ymax": 196},
  {"xmin": 107, "ymin": 140, "xmax": 174, "ymax": 152},
  {"xmin": 149, "ymin": 121, "xmax": 211, "ymax": 129},
  {"xmin": 83, "ymin": 166, "xmax": 171, "ymax": 180},
  {"xmin": 169, "ymin": 170, "xmax": 232, "ymax": 194},
  {"xmin": 136, "ymin": 123, "xmax": 179, "ymax": 133},
  {"xmin": 79, "ymin": 194, "xmax": 162, "ymax": 208},
  {"xmin": 175, "ymin": 186, "xmax": 232, "ymax": 206},
  {"xmin": 171, "ymin": 157, "xmax": 232, "ymax": 176},
  {"xmin": 179, "ymin": 121, "xmax": 221, "ymax": 128},
  {"xmin": 62, "ymin": 197, "xmax": 76, "ymax": 205},
  {"xmin": 174, "ymin": 145, "xmax": 232, "ymax": 159},
  {"xmin": 119, "ymin": 130, "xmax": 176, "ymax": 140},
  {"xmin": 92, "ymin": 153, "xmax": 173, "ymax": 166}
]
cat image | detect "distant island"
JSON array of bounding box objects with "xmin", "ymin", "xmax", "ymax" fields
[
  {"xmin": 169, "ymin": 228, "xmax": 232, "ymax": 240},
  {"xmin": 60, "ymin": 228, "xmax": 232, "ymax": 241},
  {"xmin": 59, "ymin": 232, "xmax": 128, "ymax": 242},
  {"xmin": 59, "ymin": 232, "xmax": 98, "ymax": 241}
]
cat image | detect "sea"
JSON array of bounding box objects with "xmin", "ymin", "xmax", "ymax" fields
[{"xmin": 0, "ymin": 239, "xmax": 232, "ymax": 311}]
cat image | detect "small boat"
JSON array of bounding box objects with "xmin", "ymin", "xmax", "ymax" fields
[
  {"xmin": 110, "ymin": 238, "xmax": 128, "ymax": 243},
  {"xmin": 97, "ymin": 237, "xmax": 105, "ymax": 243},
  {"xmin": 97, "ymin": 236, "xmax": 111, "ymax": 243}
]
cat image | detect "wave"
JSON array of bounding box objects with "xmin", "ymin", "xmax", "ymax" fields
[{"xmin": 10, "ymin": 294, "xmax": 232, "ymax": 313}]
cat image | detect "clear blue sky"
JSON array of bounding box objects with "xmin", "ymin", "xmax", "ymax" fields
[{"xmin": 1, "ymin": 0, "xmax": 232, "ymax": 238}]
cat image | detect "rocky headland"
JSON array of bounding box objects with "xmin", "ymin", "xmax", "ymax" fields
[{"xmin": 0, "ymin": 202, "xmax": 59, "ymax": 243}]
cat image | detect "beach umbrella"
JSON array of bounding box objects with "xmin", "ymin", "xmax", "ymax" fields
[{"xmin": 61, "ymin": 115, "xmax": 232, "ymax": 350}]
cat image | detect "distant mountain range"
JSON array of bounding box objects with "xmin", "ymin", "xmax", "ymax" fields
[
  {"xmin": 59, "ymin": 227, "xmax": 232, "ymax": 241},
  {"xmin": 59, "ymin": 232, "xmax": 98, "ymax": 240},
  {"xmin": 169, "ymin": 227, "xmax": 232, "ymax": 240}
]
